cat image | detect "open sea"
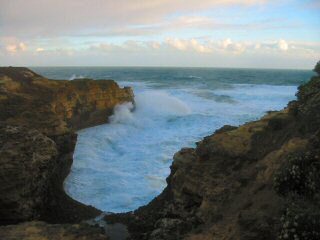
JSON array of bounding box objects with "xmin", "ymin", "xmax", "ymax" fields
[{"xmin": 31, "ymin": 67, "xmax": 313, "ymax": 213}]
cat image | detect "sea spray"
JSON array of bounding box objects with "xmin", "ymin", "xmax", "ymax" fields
[
  {"xmin": 109, "ymin": 102, "xmax": 134, "ymax": 124},
  {"xmin": 109, "ymin": 90, "xmax": 191, "ymax": 126},
  {"xmin": 134, "ymin": 91, "xmax": 191, "ymax": 116},
  {"xmin": 69, "ymin": 74, "xmax": 85, "ymax": 80}
]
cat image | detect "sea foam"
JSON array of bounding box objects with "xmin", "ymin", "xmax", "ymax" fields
[{"xmin": 64, "ymin": 81, "xmax": 297, "ymax": 213}]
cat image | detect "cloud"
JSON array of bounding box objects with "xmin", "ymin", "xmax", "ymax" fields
[
  {"xmin": 5, "ymin": 42, "xmax": 27, "ymax": 53},
  {"xmin": 1, "ymin": 36, "xmax": 319, "ymax": 69},
  {"xmin": 89, "ymin": 38, "xmax": 215, "ymax": 54},
  {"xmin": 218, "ymin": 38, "xmax": 245, "ymax": 54},
  {"xmin": 79, "ymin": 14, "xmax": 297, "ymax": 38},
  {"xmin": 278, "ymin": 39, "xmax": 289, "ymax": 51},
  {"xmin": 0, "ymin": 0, "xmax": 269, "ymax": 38},
  {"xmin": 85, "ymin": 38, "xmax": 319, "ymax": 57},
  {"xmin": 1, "ymin": 39, "xmax": 319, "ymax": 69},
  {"xmin": 166, "ymin": 38, "xmax": 188, "ymax": 51},
  {"xmin": 190, "ymin": 39, "xmax": 213, "ymax": 53},
  {"xmin": 161, "ymin": 38, "xmax": 211, "ymax": 53},
  {"xmin": 36, "ymin": 48, "xmax": 45, "ymax": 52}
]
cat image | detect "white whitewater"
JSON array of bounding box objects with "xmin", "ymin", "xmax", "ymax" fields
[{"xmin": 64, "ymin": 80, "xmax": 297, "ymax": 212}]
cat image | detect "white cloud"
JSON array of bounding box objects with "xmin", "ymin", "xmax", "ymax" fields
[
  {"xmin": 36, "ymin": 48, "xmax": 45, "ymax": 52},
  {"xmin": 219, "ymin": 38, "xmax": 246, "ymax": 54},
  {"xmin": 5, "ymin": 44, "xmax": 18, "ymax": 53},
  {"xmin": 18, "ymin": 42, "xmax": 27, "ymax": 51},
  {"xmin": 190, "ymin": 39, "xmax": 212, "ymax": 53},
  {"xmin": 166, "ymin": 38, "xmax": 189, "ymax": 51},
  {"xmin": 80, "ymin": 38, "xmax": 320, "ymax": 57},
  {"xmin": 165, "ymin": 38, "xmax": 213, "ymax": 53},
  {"xmin": 221, "ymin": 38, "xmax": 233, "ymax": 49},
  {"xmin": 1, "ymin": 37, "xmax": 319, "ymax": 69},
  {"xmin": 278, "ymin": 39, "xmax": 289, "ymax": 51},
  {"xmin": 5, "ymin": 42, "xmax": 27, "ymax": 53}
]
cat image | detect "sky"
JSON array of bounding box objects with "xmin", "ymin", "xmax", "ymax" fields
[{"xmin": 0, "ymin": 0, "xmax": 319, "ymax": 69}]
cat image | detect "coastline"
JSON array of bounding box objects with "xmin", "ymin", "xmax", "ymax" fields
[
  {"xmin": 105, "ymin": 70, "xmax": 320, "ymax": 239},
  {"xmin": 0, "ymin": 65, "xmax": 319, "ymax": 239}
]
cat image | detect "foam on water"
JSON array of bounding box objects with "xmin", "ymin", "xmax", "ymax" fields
[
  {"xmin": 69, "ymin": 74, "xmax": 85, "ymax": 80},
  {"xmin": 64, "ymin": 80, "xmax": 298, "ymax": 212}
]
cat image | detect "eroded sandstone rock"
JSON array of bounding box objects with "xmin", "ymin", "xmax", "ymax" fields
[
  {"xmin": 0, "ymin": 67, "xmax": 134, "ymax": 135},
  {"xmin": 0, "ymin": 67, "xmax": 134, "ymax": 238}
]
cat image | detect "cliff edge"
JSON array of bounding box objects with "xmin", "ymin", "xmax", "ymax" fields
[{"xmin": 0, "ymin": 67, "xmax": 133, "ymax": 235}]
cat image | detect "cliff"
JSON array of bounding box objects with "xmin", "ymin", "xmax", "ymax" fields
[
  {"xmin": 106, "ymin": 70, "xmax": 320, "ymax": 239},
  {"xmin": 0, "ymin": 67, "xmax": 133, "ymax": 135},
  {"xmin": 1, "ymin": 66, "xmax": 319, "ymax": 240},
  {"xmin": 0, "ymin": 67, "xmax": 134, "ymax": 229}
]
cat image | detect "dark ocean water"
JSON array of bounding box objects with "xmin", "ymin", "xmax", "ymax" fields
[
  {"xmin": 30, "ymin": 67, "xmax": 314, "ymax": 213},
  {"xmin": 32, "ymin": 66, "xmax": 311, "ymax": 86}
]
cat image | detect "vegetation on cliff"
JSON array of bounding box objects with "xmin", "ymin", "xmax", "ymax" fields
[{"xmin": 274, "ymin": 71, "xmax": 320, "ymax": 239}]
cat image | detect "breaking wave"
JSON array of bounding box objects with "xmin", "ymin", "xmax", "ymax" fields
[{"xmin": 64, "ymin": 78, "xmax": 298, "ymax": 213}]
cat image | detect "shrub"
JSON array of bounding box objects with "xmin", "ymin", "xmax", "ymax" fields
[
  {"xmin": 279, "ymin": 203, "xmax": 320, "ymax": 240},
  {"xmin": 273, "ymin": 152, "xmax": 320, "ymax": 197}
]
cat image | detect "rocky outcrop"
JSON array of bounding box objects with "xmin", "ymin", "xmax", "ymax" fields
[
  {"xmin": 0, "ymin": 67, "xmax": 133, "ymax": 135},
  {"xmin": 0, "ymin": 221, "xmax": 108, "ymax": 240},
  {"xmin": 0, "ymin": 67, "xmax": 134, "ymax": 227},
  {"xmin": 106, "ymin": 72, "xmax": 320, "ymax": 239}
]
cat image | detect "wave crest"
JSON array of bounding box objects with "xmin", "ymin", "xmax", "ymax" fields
[
  {"xmin": 109, "ymin": 102, "xmax": 134, "ymax": 124},
  {"xmin": 69, "ymin": 74, "xmax": 85, "ymax": 80}
]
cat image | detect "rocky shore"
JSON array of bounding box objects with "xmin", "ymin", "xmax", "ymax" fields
[
  {"xmin": 0, "ymin": 63, "xmax": 319, "ymax": 240},
  {"xmin": 0, "ymin": 67, "xmax": 133, "ymax": 238},
  {"xmin": 105, "ymin": 63, "xmax": 320, "ymax": 240}
]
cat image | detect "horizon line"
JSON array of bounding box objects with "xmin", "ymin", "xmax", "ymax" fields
[{"xmin": 18, "ymin": 65, "xmax": 314, "ymax": 71}]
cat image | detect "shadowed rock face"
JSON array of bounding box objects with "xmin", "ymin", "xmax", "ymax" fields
[
  {"xmin": 0, "ymin": 124, "xmax": 58, "ymax": 224},
  {"xmin": 0, "ymin": 67, "xmax": 134, "ymax": 227},
  {"xmin": 106, "ymin": 74, "xmax": 320, "ymax": 239}
]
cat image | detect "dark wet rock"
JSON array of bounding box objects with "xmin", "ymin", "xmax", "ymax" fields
[{"xmin": 0, "ymin": 124, "xmax": 58, "ymax": 224}]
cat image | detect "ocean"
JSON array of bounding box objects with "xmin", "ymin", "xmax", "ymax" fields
[{"xmin": 31, "ymin": 67, "xmax": 313, "ymax": 213}]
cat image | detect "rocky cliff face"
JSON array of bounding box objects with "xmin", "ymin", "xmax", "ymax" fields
[
  {"xmin": 1, "ymin": 66, "xmax": 319, "ymax": 240},
  {"xmin": 106, "ymin": 73, "xmax": 320, "ymax": 239},
  {"xmin": 0, "ymin": 67, "xmax": 133, "ymax": 135},
  {"xmin": 0, "ymin": 67, "xmax": 134, "ymax": 229}
]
